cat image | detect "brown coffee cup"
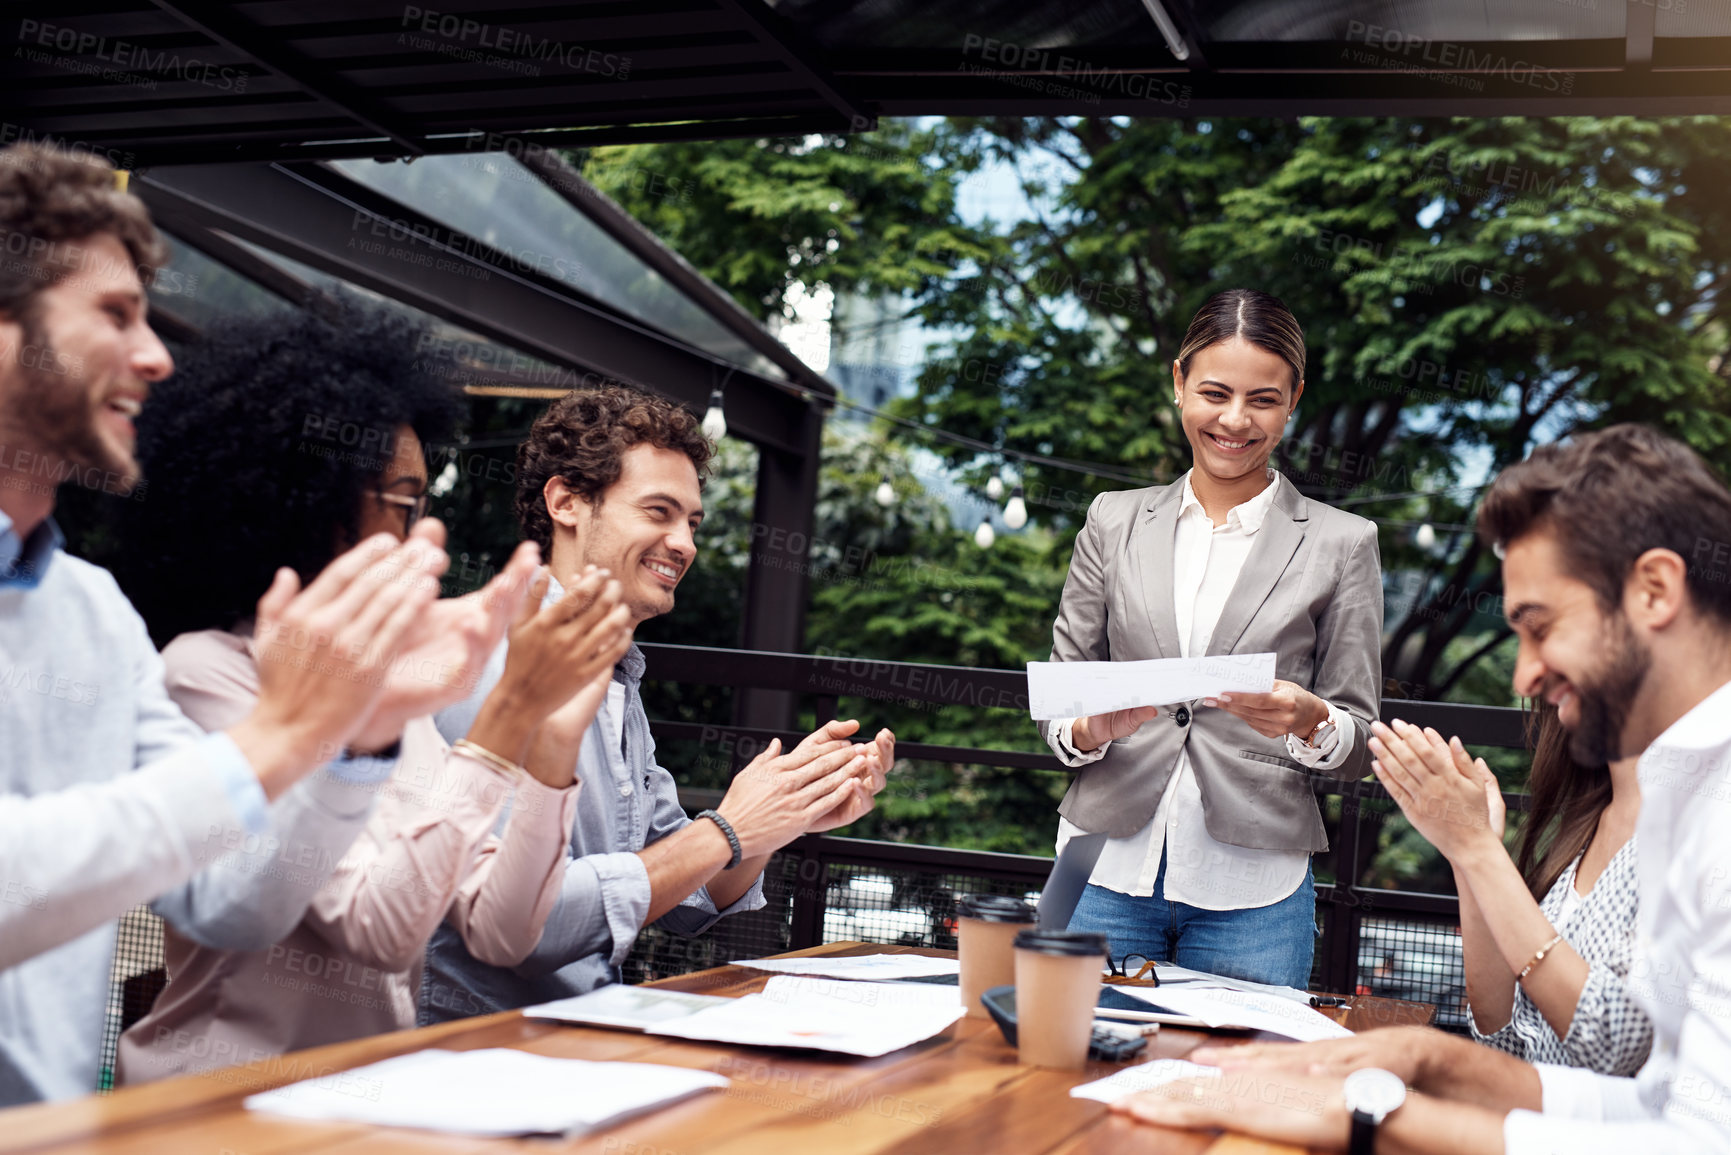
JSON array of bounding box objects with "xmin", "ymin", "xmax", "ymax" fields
[
  {"xmin": 1012, "ymin": 929, "xmax": 1107, "ymax": 1069},
  {"xmin": 955, "ymin": 894, "xmax": 1037, "ymax": 1018}
]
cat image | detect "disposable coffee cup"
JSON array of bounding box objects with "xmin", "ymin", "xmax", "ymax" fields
[
  {"xmin": 1012, "ymin": 929, "xmax": 1107, "ymax": 1069},
  {"xmin": 956, "ymin": 894, "xmax": 1036, "ymax": 1018}
]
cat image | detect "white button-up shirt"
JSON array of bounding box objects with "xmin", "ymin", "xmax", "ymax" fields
[
  {"xmin": 1503, "ymin": 677, "xmax": 1731, "ymax": 1153},
  {"xmin": 1049, "ymin": 470, "xmax": 1351, "ymax": 911}
]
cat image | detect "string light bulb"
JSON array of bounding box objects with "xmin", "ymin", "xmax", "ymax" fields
[
  {"xmin": 874, "ymin": 475, "xmax": 896, "ymax": 507},
  {"xmin": 1002, "ymin": 484, "xmax": 1028, "ymax": 530},
  {"xmin": 985, "ymin": 475, "xmax": 1004, "ymax": 501},
  {"xmin": 974, "ymin": 519, "xmax": 995, "ymax": 549},
  {"xmin": 1415, "ymin": 522, "xmax": 1437, "ymax": 550},
  {"xmin": 700, "ymin": 388, "xmax": 727, "ymax": 440}
]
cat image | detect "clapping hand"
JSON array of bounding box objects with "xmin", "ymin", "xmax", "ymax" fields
[
  {"xmin": 496, "ymin": 566, "xmax": 633, "ymax": 722},
  {"xmin": 715, "ymin": 736, "xmax": 867, "ymax": 858},
  {"xmin": 804, "ymin": 722, "xmax": 895, "ymax": 832},
  {"xmin": 464, "ymin": 564, "xmax": 633, "ymax": 788},
  {"xmin": 342, "ymin": 534, "xmax": 542, "ymax": 753},
  {"xmin": 1370, "ymin": 719, "xmax": 1503, "ymax": 860},
  {"xmin": 241, "ymin": 524, "xmax": 448, "ymax": 790},
  {"xmin": 521, "ymin": 667, "xmax": 617, "ymax": 790}
]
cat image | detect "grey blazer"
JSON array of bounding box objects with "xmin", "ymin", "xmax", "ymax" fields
[{"xmin": 1041, "ymin": 472, "xmax": 1383, "ymax": 850}]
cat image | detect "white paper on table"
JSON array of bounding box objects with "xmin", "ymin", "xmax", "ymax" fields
[
  {"xmin": 648, "ymin": 976, "xmax": 965, "ymax": 1057},
  {"xmin": 1070, "ymin": 1058, "xmax": 1222, "ymax": 1104},
  {"xmin": 243, "ymin": 1048, "xmax": 727, "ymax": 1137},
  {"xmin": 1025, "ymin": 654, "xmax": 1277, "ymax": 721},
  {"xmin": 1148, "ymin": 965, "xmax": 1315, "ymax": 1004},
  {"xmin": 730, "ymin": 953, "xmax": 961, "ymax": 981},
  {"xmin": 1115, "ymin": 985, "xmax": 1354, "ymax": 1042},
  {"xmin": 522, "ymin": 984, "xmax": 730, "ymax": 1030}
]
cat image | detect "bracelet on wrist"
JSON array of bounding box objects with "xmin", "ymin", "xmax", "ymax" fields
[
  {"xmin": 1518, "ymin": 932, "xmax": 1565, "ymax": 982},
  {"xmin": 451, "ymin": 738, "xmax": 527, "ymax": 780},
  {"xmin": 698, "ymin": 809, "xmax": 743, "ymax": 870}
]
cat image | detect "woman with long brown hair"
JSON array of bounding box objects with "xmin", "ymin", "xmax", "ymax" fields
[{"xmin": 1367, "ymin": 704, "xmax": 1648, "ymax": 1074}]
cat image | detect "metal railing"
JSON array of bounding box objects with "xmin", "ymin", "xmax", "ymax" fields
[{"xmin": 639, "ymin": 643, "xmax": 1532, "ymax": 1022}]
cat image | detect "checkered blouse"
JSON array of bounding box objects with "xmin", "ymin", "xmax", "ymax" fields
[{"xmin": 1469, "ymin": 836, "xmax": 1652, "ymax": 1076}]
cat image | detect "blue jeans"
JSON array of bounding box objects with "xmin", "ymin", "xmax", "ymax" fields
[{"xmin": 1067, "ymin": 852, "xmax": 1317, "ymax": 988}]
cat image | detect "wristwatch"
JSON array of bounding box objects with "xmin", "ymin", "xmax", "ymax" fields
[
  {"xmin": 1303, "ymin": 714, "xmax": 1337, "ymax": 749},
  {"xmin": 1343, "ymin": 1068, "xmax": 1407, "ymax": 1155}
]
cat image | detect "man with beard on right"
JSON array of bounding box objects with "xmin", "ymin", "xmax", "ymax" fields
[{"xmin": 1103, "ymin": 423, "xmax": 1731, "ymax": 1155}]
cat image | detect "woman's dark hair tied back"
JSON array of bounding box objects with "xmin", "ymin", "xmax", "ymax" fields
[{"xmin": 1176, "ymin": 289, "xmax": 1306, "ymax": 391}]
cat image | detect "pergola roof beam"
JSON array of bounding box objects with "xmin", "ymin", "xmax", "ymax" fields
[
  {"xmin": 713, "ymin": 0, "xmax": 875, "ymax": 130},
  {"xmin": 146, "ymin": 0, "xmax": 425, "ymax": 155},
  {"xmin": 135, "ymin": 161, "xmax": 814, "ymax": 454}
]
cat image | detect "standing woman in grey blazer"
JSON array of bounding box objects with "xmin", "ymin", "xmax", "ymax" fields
[{"xmin": 1041, "ymin": 289, "xmax": 1383, "ymax": 988}]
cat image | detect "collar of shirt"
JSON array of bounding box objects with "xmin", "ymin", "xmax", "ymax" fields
[
  {"xmin": 1177, "ymin": 468, "xmax": 1279, "ymax": 535},
  {"xmin": 0, "ymin": 508, "xmax": 64, "ymax": 589}
]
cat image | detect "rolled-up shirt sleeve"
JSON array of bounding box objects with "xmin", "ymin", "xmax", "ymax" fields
[
  {"xmin": 1471, "ymin": 1010, "xmax": 1528, "ymax": 1059},
  {"xmin": 1284, "ymin": 699, "xmax": 1353, "ymax": 771},
  {"xmin": 642, "ymin": 747, "xmax": 764, "ymax": 935},
  {"xmin": 1047, "ymin": 717, "xmax": 1110, "ymax": 767},
  {"xmin": 1504, "ymin": 1065, "xmax": 1652, "ymax": 1152},
  {"xmin": 1558, "ymin": 960, "xmax": 1655, "ymax": 1077},
  {"xmin": 514, "ymin": 851, "xmax": 651, "ymax": 976}
]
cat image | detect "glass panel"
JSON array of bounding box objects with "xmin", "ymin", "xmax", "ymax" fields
[
  {"xmin": 148, "ymin": 231, "xmax": 296, "ymax": 331},
  {"xmin": 330, "ymin": 154, "xmax": 784, "ymax": 380},
  {"xmin": 1656, "ymin": 5, "xmax": 1731, "ymax": 36},
  {"xmin": 224, "ymin": 238, "xmax": 608, "ymax": 397}
]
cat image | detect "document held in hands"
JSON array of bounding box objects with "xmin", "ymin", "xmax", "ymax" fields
[
  {"xmin": 244, "ymin": 1048, "xmax": 728, "ymax": 1137},
  {"xmin": 1026, "ymin": 654, "xmax": 1277, "ymax": 721}
]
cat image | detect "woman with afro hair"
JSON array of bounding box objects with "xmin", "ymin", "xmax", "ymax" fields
[{"xmin": 108, "ymin": 300, "xmax": 634, "ymax": 1082}]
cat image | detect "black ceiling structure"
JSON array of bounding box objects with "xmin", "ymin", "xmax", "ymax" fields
[{"xmin": 4, "ymin": 1, "xmax": 1730, "ymax": 168}]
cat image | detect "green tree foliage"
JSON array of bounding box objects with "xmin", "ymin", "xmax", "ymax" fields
[
  {"xmin": 636, "ymin": 427, "xmax": 1074, "ymax": 853},
  {"xmin": 581, "ymin": 122, "xmax": 985, "ymax": 320},
  {"xmin": 897, "ymin": 116, "xmax": 1731, "ymax": 705},
  {"xmin": 584, "ymin": 117, "xmax": 1731, "ymax": 869}
]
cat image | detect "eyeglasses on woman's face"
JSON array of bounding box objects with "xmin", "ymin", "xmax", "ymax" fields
[{"xmin": 368, "ymin": 489, "xmax": 430, "ymax": 535}]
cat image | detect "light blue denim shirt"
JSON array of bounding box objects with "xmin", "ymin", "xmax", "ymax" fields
[{"xmin": 420, "ymin": 610, "xmax": 766, "ymax": 1023}]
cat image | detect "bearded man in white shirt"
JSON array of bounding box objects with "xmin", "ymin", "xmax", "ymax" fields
[{"xmin": 1111, "ymin": 423, "xmax": 1731, "ymax": 1155}]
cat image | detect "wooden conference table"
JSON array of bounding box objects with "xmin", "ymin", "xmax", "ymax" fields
[{"xmin": 0, "ymin": 942, "xmax": 1434, "ymax": 1155}]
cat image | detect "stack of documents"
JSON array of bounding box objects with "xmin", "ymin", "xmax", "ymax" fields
[
  {"xmin": 729, "ymin": 953, "xmax": 961, "ymax": 981},
  {"xmin": 526, "ymin": 975, "xmax": 964, "ymax": 1058},
  {"xmin": 1070, "ymin": 1058, "xmax": 1222, "ymax": 1104},
  {"xmin": 649, "ymin": 975, "xmax": 964, "ymax": 1057},
  {"xmin": 1145, "ymin": 964, "xmax": 1314, "ymax": 1003},
  {"xmin": 244, "ymin": 1048, "xmax": 728, "ymax": 1136},
  {"xmin": 524, "ymin": 984, "xmax": 730, "ymax": 1030},
  {"xmin": 1026, "ymin": 654, "xmax": 1276, "ymax": 720},
  {"xmin": 1112, "ymin": 985, "xmax": 1354, "ymax": 1043}
]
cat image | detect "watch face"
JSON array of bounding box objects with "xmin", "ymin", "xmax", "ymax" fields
[{"xmin": 1343, "ymin": 1068, "xmax": 1407, "ymax": 1120}]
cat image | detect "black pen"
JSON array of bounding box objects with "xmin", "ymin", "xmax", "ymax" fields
[{"xmin": 1310, "ymin": 995, "xmax": 1349, "ymax": 1008}]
